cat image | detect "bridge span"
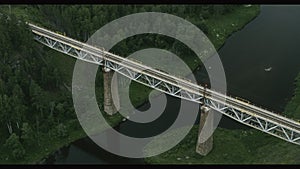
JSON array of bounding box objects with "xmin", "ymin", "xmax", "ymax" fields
[{"xmin": 28, "ymin": 23, "xmax": 300, "ymax": 146}]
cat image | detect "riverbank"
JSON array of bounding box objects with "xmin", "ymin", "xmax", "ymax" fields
[
  {"xmin": 0, "ymin": 113, "xmax": 124, "ymax": 164},
  {"xmin": 144, "ymin": 124, "xmax": 300, "ymax": 164},
  {"xmin": 283, "ymin": 72, "xmax": 300, "ymax": 120}
]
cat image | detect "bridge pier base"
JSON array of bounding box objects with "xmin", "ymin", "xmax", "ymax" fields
[
  {"xmin": 196, "ymin": 105, "xmax": 213, "ymax": 156},
  {"xmin": 103, "ymin": 67, "xmax": 118, "ymax": 115}
]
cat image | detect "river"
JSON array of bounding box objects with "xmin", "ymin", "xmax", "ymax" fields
[{"xmin": 46, "ymin": 5, "xmax": 300, "ymax": 164}]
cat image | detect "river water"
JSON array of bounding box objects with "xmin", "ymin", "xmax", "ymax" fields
[{"xmin": 47, "ymin": 5, "xmax": 300, "ymax": 164}]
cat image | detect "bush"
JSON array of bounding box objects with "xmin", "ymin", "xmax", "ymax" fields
[
  {"xmin": 55, "ymin": 123, "xmax": 68, "ymax": 138},
  {"xmin": 4, "ymin": 133, "xmax": 26, "ymax": 160}
]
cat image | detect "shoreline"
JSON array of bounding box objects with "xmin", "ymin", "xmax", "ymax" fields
[{"xmin": 215, "ymin": 7, "xmax": 261, "ymax": 51}]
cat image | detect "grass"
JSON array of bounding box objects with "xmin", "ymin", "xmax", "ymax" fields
[
  {"xmin": 284, "ymin": 73, "xmax": 300, "ymax": 120},
  {"xmin": 205, "ymin": 5, "xmax": 260, "ymax": 50},
  {"xmin": 144, "ymin": 126, "xmax": 300, "ymax": 164}
]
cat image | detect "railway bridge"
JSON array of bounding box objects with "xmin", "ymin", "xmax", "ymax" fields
[{"xmin": 28, "ymin": 23, "xmax": 300, "ymax": 155}]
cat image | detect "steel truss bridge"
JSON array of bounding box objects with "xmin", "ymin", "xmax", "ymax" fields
[{"xmin": 28, "ymin": 23, "xmax": 300, "ymax": 146}]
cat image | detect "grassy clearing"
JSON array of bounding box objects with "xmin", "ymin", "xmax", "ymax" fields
[{"xmin": 144, "ymin": 126, "xmax": 300, "ymax": 164}]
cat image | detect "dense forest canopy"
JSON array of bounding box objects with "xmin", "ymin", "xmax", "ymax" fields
[
  {"xmin": 32, "ymin": 5, "xmax": 236, "ymax": 41},
  {"xmin": 0, "ymin": 10, "xmax": 76, "ymax": 159}
]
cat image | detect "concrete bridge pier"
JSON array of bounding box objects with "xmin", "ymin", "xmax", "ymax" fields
[
  {"xmin": 103, "ymin": 67, "xmax": 118, "ymax": 115},
  {"xmin": 196, "ymin": 105, "xmax": 213, "ymax": 156}
]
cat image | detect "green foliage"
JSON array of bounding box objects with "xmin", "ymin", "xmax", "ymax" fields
[
  {"xmin": 20, "ymin": 123, "xmax": 35, "ymax": 146},
  {"xmin": 55, "ymin": 103, "xmax": 64, "ymax": 114},
  {"xmin": 145, "ymin": 126, "xmax": 300, "ymax": 164},
  {"xmin": 55, "ymin": 123, "xmax": 68, "ymax": 138},
  {"xmin": 0, "ymin": 11, "xmax": 76, "ymax": 163},
  {"xmin": 4, "ymin": 133, "xmax": 26, "ymax": 160},
  {"xmin": 284, "ymin": 72, "xmax": 300, "ymax": 120},
  {"xmin": 29, "ymin": 5, "xmax": 243, "ymax": 42}
]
